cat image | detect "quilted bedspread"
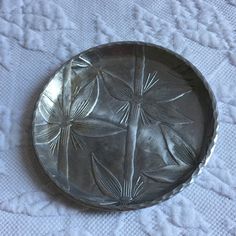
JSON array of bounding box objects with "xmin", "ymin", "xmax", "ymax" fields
[{"xmin": 0, "ymin": 0, "xmax": 236, "ymax": 235}]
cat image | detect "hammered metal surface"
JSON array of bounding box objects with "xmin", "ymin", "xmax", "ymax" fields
[{"xmin": 32, "ymin": 42, "xmax": 218, "ymax": 210}]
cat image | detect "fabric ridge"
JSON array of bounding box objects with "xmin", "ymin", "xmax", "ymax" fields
[{"xmin": 0, "ymin": 0, "xmax": 236, "ymax": 235}]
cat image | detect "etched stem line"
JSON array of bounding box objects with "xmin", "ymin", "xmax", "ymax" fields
[
  {"xmin": 57, "ymin": 125, "xmax": 71, "ymax": 190},
  {"xmin": 122, "ymin": 45, "xmax": 145, "ymax": 199}
]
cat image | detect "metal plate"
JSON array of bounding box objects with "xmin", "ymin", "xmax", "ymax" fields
[{"xmin": 32, "ymin": 42, "xmax": 218, "ymax": 210}]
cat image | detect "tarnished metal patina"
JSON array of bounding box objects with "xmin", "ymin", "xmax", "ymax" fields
[{"xmin": 32, "ymin": 42, "xmax": 218, "ymax": 210}]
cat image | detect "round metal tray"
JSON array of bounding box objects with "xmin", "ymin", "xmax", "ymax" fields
[{"xmin": 32, "ymin": 42, "xmax": 218, "ymax": 210}]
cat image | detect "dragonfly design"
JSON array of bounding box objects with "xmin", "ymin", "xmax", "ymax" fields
[{"xmin": 35, "ymin": 60, "xmax": 125, "ymax": 189}]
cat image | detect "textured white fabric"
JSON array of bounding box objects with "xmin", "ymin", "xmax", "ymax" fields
[{"xmin": 0, "ymin": 0, "xmax": 236, "ymax": 235}]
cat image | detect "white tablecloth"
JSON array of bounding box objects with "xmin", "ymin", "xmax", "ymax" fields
[{"xmin": 0, "ymin": 0, "xmax": 236, "ymax": 235}]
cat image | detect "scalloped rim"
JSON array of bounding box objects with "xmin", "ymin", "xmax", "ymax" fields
[{"xmin": 32, "ymin": 41, "xmax": 219, "ymax": 211}]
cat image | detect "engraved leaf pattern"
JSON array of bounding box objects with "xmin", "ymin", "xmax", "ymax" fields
[
  {"xmin": 73, "ymin": 119, "xmax": 125, "ymax": 137},
  {"xmin": 143, "ymin": 71, "xmax": 159, "ymax": 94},
  {"xmin": 99, "ymin": 46, "xmax": 194, "ymax": 202},
  {"xmin": 101, "ymin": 71, "xmax": 133, "ymax": 101},
  {"xmin": 91, "ymin": 153, "xmax": 122, "ymax": 200},
  {"xmin": 71, "ymin": 57, "xmax": 91, "ymax": 69},
  {"xmin": 35, "ymin": 123, "xmax": 61, "ymax": 144},
  {"xmin": 1, "ymin": 1, "xmax": 231, "ymax": 231},
  {"xmin": 133, "ymin": 176, "xmax": 145, "ymax": 198},
  {"xmin": 144, "ymin": 84, "xmax": 192, "ymax": 103},
  {"xmin": 36, "ymin": 62, "xmax": 100, "ymax": 154},
  {"xmin": 143, "ymin": 165, "xmax": 191, "ymax": 183},
  {"xmin": 70, "ymin": 77, "xmax": 99, "ymax": 120},
  {"xmin": 62, "ymin": 60, "xmax": 73, "ymax": 117},
  {"xmin": 144, "ymin": 103, "xmax": 192, "ymax": 124},
  {"xmin": 36, "ymin": 59, "xmax": 126, "ymax": 189},
  {"xmin": 102, "ymin": 68, "xmax": 192, "ymax": 126},
  {"xmin": 161, "ymin": 125, "xmax": 196, "ymax": 166},
  {"xmin": 38, "ymin": 93, "xmax": 63, "ymax": 123},
  {"xmin": 35, "ymin": 45, "xmax": 196, "ymax": 205},
  {"xmin": 116, "ymin": 102, "xmax": 130, "ymax": 125},
  {"xmin": 37, "ymin": 63, "xmax": 125, "ymax": 154}
]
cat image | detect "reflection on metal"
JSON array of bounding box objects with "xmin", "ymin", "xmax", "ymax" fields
[{"xmin": 32, "ymin": 42, "xmax": 218, "ymax": 210}]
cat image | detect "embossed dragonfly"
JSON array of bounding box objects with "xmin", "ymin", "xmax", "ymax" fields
[
  {"xmin": 95, "ymin": 46, "xmax": 193, "ymax": 203},
  {"xmin": 35, "ymin": 60, "xmax": 125, "ymax": 189}
]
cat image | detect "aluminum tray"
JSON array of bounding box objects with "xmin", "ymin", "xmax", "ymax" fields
[{"xmin": 32, "ymin": 42, "xmax": 218, "ymax": 210}]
